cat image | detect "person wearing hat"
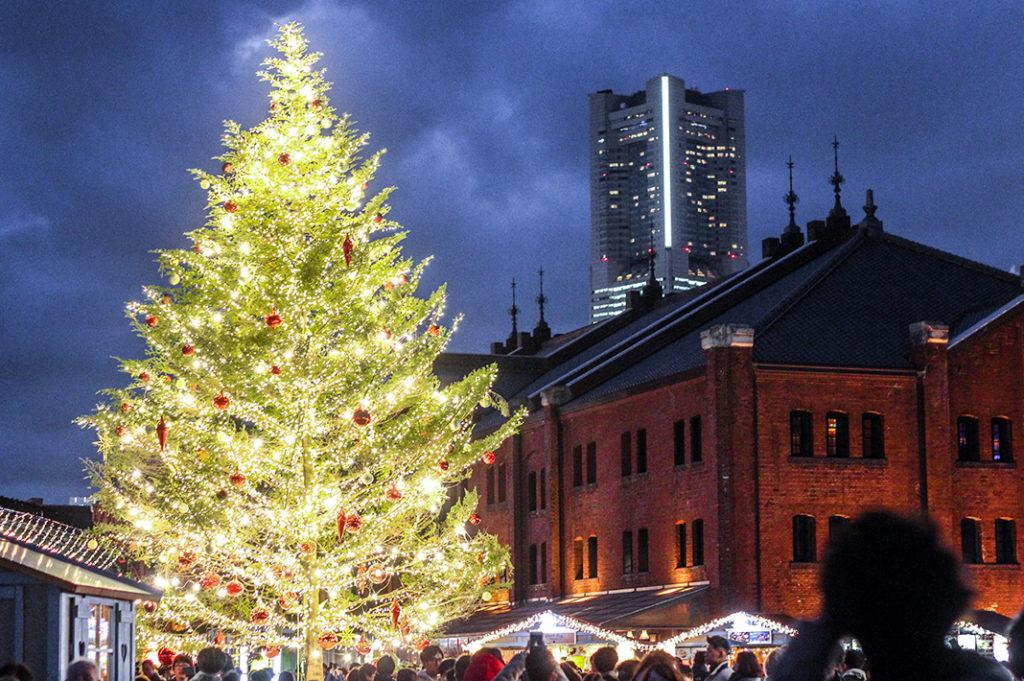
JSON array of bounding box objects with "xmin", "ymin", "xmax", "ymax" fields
[{"xmin": 704, "ymin": 637, "xmax": 732, "ymax": 681}]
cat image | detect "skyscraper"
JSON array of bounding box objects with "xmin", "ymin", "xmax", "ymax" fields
[{"xmin": 589, "ymin": 74, "xmax": 747, "ymax": 321}]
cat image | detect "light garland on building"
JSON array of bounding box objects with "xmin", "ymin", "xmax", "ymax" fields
[
  {"xmin": 0, "ymin": 506, "xmax": 118, "ymax": 570},
  {"xmin": 659, "ymin": 611, "xmax": 797, "ymax": 648}
]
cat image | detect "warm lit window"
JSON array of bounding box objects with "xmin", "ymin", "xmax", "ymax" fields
[
  {"xmin": 993, "ymin": 418, "xmax": 1013, "ymax": 462},
  {"xmin": 587, "ymin": 536, "xmax": 599, "ymax": 578},
  {"xmin": 574, "ymin": 538, "xmax": 584, "ymax": 580},
  {"xmin": 793, "ymin": 515, "xmax": 817, "ymax": 562},
  {"xmin": 674, "ymin": 420, "xmax": 686, "ymax": 465},
  {"xmin": 961, "ymin": 518, "xmax": 982, "ymax": 563},
  {"xmin": 636, "ymin": 429, "xmax": 647, "ymax": 473},
  {"xmin": 826, "ymin": 412, "xmax": 850, "ymax": 458},
  {"xmin": 862, "ymin": 413, "xmax": 885, "ymax": 458},
  {"xmin": 622, "ymin": 531, "xmax": 634, "ymax": 574},
  {"xmin": 958, "ymin": 417, "xmax": 980, "ymax": 461},
  {"xmin": 790, "ymin": 410, "xmax": 813, "ymax": 457},
  {"xmin": 996, "ymin": 519, "xmax": 1017, "ymax": 564},
  {"xmin": 638, "ymin": 527, "xmax": 649, "ymax": 572},
  {"xmin": 692, "ymin": 519, "xmax": 705, "ymax": 566}
]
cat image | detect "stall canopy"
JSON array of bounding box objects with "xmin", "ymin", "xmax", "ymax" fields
[
  {"xmin": 659, "ymin": 611, "xmax": 798, "ymax": 650},
  {"xmin": 445, "ymin": 584, "xmax": 710, "ymax": 643}
]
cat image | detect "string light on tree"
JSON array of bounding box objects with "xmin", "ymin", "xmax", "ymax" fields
[{"xmin": 79, "ymin": 23, "xmax": 521, "ymax": 681}]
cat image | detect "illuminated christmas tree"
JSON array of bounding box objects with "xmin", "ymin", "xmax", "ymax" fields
[{"xmin": 80, "ymin": 24, "xmax": 520, "ymax": 679}]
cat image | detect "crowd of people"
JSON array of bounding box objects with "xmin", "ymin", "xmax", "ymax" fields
[{"xmin": 5, "ymin": 512, "xmax": 1024, "ymax": 681}]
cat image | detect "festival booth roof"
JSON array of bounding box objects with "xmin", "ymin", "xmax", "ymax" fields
[
  {"xmin": 658, "ymin": 611, "xmax": 798, "ymax": 650},
  {"xmin": 443, "ymin": 584, "xmax": 711, "ymax": 647},
  {"xmin": 0, "ymin": 505, "xmax": 161, "ymax": 601}
]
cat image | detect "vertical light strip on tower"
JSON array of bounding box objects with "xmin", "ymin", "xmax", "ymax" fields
[{"xmin": 661, "ymin": 75, "xmax": 672, "ymax": 249}]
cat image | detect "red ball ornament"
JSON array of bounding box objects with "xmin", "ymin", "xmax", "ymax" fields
[
  {"xmin": 215, "ymin": 489, "xmax": 228, "ymax": 500},
  {"xmin": 372, "ymin": 213, "xmax": 383, "ymax": 223},
  {"xmin": 468, "ymin": 513, "xmax": 481, "ymax": 525},
  {"xmin": 428, "ymin": 325, "xmax": 441, "ymax": 336},
  {"xmin": 264, "ymin": 647, "xmax": 280, "ymax": 659},
  {"xmin": 229, "ymin": 470, "xmax": 246, "ymax": 489},
  {"xmin": 115, "ymin": 425, "xmax": 128, "ymax": 438},
  {"xmin": 182, "ymin": 344, "xmax": 195, "ymax": 356},
  {"xmin": 226, "ymin": 580, "xmax": 243, "ymax": 597},
  {"xmin": 277, "ymin": 153, "xmax": 291, "ymax": 166},
  {"xmin": 383, "ymin": 280, "xmax": 394, "ymax": 291},
  {"xmin": 143, "ymin": 601, "xmax": 157, "ymax": 613},
  {"xmin": 250, "ymin": 608, "xmax": 270, "ymax": 626},
  {"xmin": 361, "ymin": 182, "xmax": 368, "ymax": 190},
  {"xmin": 318, "ymin": 631, "xmax": 338, "ymax": 650},
  {"xmin": 121, "ymin": 403, "xmax": 132, "ymax": 413},
  {"xmin": 368, "ymin": 565, "xmax": 387, "ymax": 584},
  {"xmin": 223, "ymin": 199, "xmax": 238, "ymax": 213},
  {"xmin": 437, "ymin": 459, "xmax": 449, "ymax": 472},
  {"xmin": 213, "ymin": 391, "xmax": 230, "ymax": 410},
  {"xmin": 222, "ymin": 162, "xmax": 234, "ymax": 175},
  {"xmin": 398, "ymin": 273, "xmax": 409, "ymax": 284},
  {"xmin": 482, "ymin": 451, "xmax": 496, "ymax": 465},
  {"xmin": 311, "ymin": 99, "xmax": 322, "ymax": 110},
  {"xmin": 299, "ymin": 541, "xmax": 316, "ymax": 558},
  {"xmin": 270, "ymin": 101, "xmax": 280, "ymax": 112},
  {"xmin": 386, "ymin": 486, "xmax": 402, "ymax": 501},
  {"xmin": 355, "ymin": 635, "xmax": 372, "ymax": 656},
  {"xmin": 157, "ymin": 417, "xmax": 168, "ymax": 450},
  {"xmin": 199, "ymin": 572, "xmax": 222, "ymax": 590},
  {"xmin": 139, "ymin": 371, "xmax": 150, "ymax": 381},
  {"xmin": 278, "ymin": 592, "xmax": 298, "ymax": 610},
  {"xmin": 352, "ymin": 408, "xmax": 371, "ymax": 427},
  {"xmin": 265, "ymin": 311, "xmax": 283, "ymax": 328},
  {"xmin": 158, "ymin": 648, "xmax": 176, "ymax": 667},
  {"xmin": 145, "ymin": 315, "xmax": 158, "ymax": 327},
  {"xmin": 270, "ymin": 365, "xmax": 282, "ymax": 375},
  {"xmin": 162, "ymin": 293, "xmax": 173, "ymax": 304},
  {"xmin": 345, "ymin": 514, "xmax": 362, "ymax": 533}
]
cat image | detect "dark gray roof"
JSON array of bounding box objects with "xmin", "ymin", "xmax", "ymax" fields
[{"xmin": 463, "ymin": 225, "xmax": 1022, "ymax": 414}]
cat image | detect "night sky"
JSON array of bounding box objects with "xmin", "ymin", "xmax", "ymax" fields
[{"xmin": 2, "ymin": 1, "xmax": 1021, "ymax": 502}]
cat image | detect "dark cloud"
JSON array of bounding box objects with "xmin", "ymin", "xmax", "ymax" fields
[{"xmin": 1, "ymin": 0, "xmax": 1021, "ymax": 501}]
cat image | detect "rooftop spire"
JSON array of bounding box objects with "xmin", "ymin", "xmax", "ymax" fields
[
  {"xmin": 647, "ymin": 233, "xmax": 657, "ymax": 285},
  {"xmin": 784, "ymin": 155, "xmax": 800, "ymax": 234},
  {"xmin": 509, "ymin": 278, "xmax": 519, "ymax": 337},
  {"xmin": 533, "ymin": 267, "xmax": 552, "ymax": 343},
  {"xmin": 857, "ymin": 188, "xmax": 884, "ymax": 237},
  {"xmin": 536, "ymin": 267, "xmax": 547, "ymax": 325},
  {"xmin": 829, "ymin": 136, "xmax": 847, "ymax": 217}
]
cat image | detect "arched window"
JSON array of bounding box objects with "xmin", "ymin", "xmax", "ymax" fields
[
  {"xmin": 793, "ymin": 514, "xmax": 816, "ymax": 562},
  {"xmin": 621, "ymin": 432, "xmax": 632, "ymax": 477},
  {"xmin": 638, "ymin": 527, "xmax": 649, "ymax": 572},
  {"xmin": 573, "ymin": 538, "xmax": 584, "ymax": 580},
  {"xmin": 622, "ymin": 531, "xmax": 633, "ymax": 574},
  {"xmin": 862, "ymin": 412, "xmax": 885, "ymax": 458},
  {"xmin": 961, "ymin": 518, "xmax": 982, "ymax": 563},
  {"xmin": 529, "ymin": 544, "xmax": 538, "ymax": 585},
  {"xmin": 636, "ymin": 429, "xmax": 648, "ymax": 474},
  {"xmin": 692, "ymin": 519, "xmax": 705, "ymax": 566},
  {"xmin": 527, "ymin": 471, "xmax": 537, "ymax": 511},
  {"xmin": 996, "ymin": 519, "xmax": 1017, "ymax": 564},
  {"xmin": 676, "ymin": 522, "xmax": 687, "ymax": 568},
  {"xmin": 674, "ymin": 419, "xmax": 686, "ymax": 465},
  {"xmin": 790, "ymin": 410, "xmax": 813, "ymax": 457},
  {"xmin": 539, "ymin": 469, "xmax": 547, "ymax": 509},
  {"xmin": 828, "ymin": 515, "xmax": 850, "ymax": 539},
  {"xmin": 958, "ymin": 417, "xmax": 980, "ymax": 461},
  {"xmin": 572, "ymin": 445, "xmax": 583, "ymax": 487},
  {"xmin": 992, "ymin": 418, "xmax": 1013, "ymax": 462},
  {"xmin": 826, "ymin": 412, "xmax": 850, "ymax": 458}
]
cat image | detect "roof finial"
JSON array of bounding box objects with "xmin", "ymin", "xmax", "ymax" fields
[
  {"xmin": 829, "ymin": 136, "xmax": 847, "ymax": 217},
  {"xmin": 647, "ymin": 233, "xmax": 657, "ymax": 285},
  {"xmin": 509, "ymin": 278, "xmax": 519, "ymax": 337},
  {"xmin": 863, "ymin": 189, "xmax": 877, "ymax": 218},
  {"xmin": 536, "ymin": 267, "xmax": 547, "ymax": 324},
  {"xmin": 784, "ymin": 155, "xmax": 800, "ymax": 234}
]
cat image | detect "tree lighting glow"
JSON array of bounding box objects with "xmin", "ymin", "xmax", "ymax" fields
[{"xmin": 80, "ymin": 23, "xmax": 521, "ymax": 680}]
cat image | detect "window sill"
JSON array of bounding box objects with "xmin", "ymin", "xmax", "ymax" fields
[
  {"xmin": 674, "ymin": 461, "xmax": 704, "ymax": 470},
  {"xmin": 964, "ymin": 562, "xmax": 1020, "ymax": 568},
  {"xmin": 789, "ymin": 456, "xmax": 887, "ymax": 465},
  {"xmin": 789, "ymin": 561, "xmax": 818, "ymax": 569},
  {"xmin": 955, "ymin": 460, "xmax": 1016, "ymax": 469},
  {"xmin": 571, "ymin": 483, "xmax": 599, "ymax": 494}
]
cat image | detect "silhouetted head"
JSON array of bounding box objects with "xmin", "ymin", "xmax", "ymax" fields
[
  {"xmin": 377, "ymin": 656, "xmax": 397, "ymax": 678},
  {"xmin": 821, "ymin": 511, "xmax": 970, "ymax": 647},
  {"xmin": 615, "ymin": 658, "xmax": 641, "ymax": 681},
  {"xmin": 732, "ymin": 652, "xmax": 761, "ymax": 679},
  {"xmin": 632, "ymin": 651, "xmax": 685, "ymax": 681},
  {"xmin": 763, "ymin": 646, "xmax": 785, "ymax": 678},
  {"xmin": 591, "ymin": 647, "xmax": 619, "ymax": 674}
]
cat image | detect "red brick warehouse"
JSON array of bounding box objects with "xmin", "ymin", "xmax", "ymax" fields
[{"xmin": 438, "ymin": 193, "xmax": 1024, "ymax": 639}]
